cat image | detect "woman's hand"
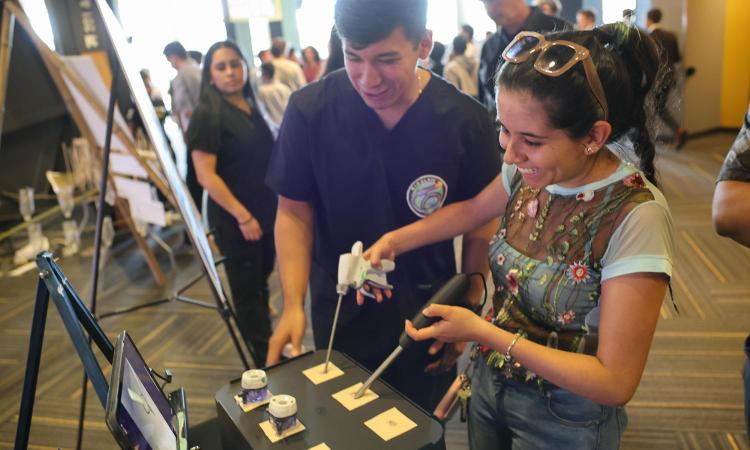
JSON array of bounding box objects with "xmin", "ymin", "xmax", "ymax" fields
[
  {"xmin": 356, "ymin": 233, "xmax": 398, "ymax": 305},
  {"xmin": 239, "ymin": 217, "xmax": 263, "ymax": 241},
  {"xmin": 405, "ymin": 304, "xmax": 486, "ymax": 344}
]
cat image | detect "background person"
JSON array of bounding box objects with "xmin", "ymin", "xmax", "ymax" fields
[
  {"xmin": 427, "ymin": 41, "xmax": 446, "ymax": 76},
  {"xmin": 365, "ymin": 24, "xmax": 674, "ymax": 448},
  {"xmin": 478, "ymin": 0, "xmax": 570, "ymax": 111},
  {"xmin": 163, "ymin": 41, "xmax": 203, "ymax": 210},
  {"xmin": 302, "ymin": 46, "xmax": 323, "ymax": 82},
  {"xmin": 459, "ymin": 24, "xmax": 478, "ymax": 61},
  {"xmin": 322, "ymin": 26, "xmax": 345, "ymax": 76},
  {"xmin": 647, "ymin": 7, "xmax": 687, "ymax": 149},
  {"xmin": 187, "ymin": 41, "xmax": 277, "ymax": 366},
  {"xmin": 270, "ymin": 38, "xmax": 306, "ymax": 92},
  {"xmin": 712, "ymin": 104, "xmax": 750, "ymax": 438},
  {"xmin": 257, "ymin": 62, "xmax": 292, "ymax": 135},
  {"xmin": 444, "ymin": 35, "xmax": 478, "ymax": 97},
  {"xmin": 576, "ymin": 8, "xmax": 596, "ymax": 30},
  {"xmin": 534, "ymin": 0, "xmax": 562, "ymax": 17}
]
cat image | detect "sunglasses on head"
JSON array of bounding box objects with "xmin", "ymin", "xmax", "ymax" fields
[{"xmin": 501, "ymin": 31, "xmax": 609, "ymax": 121}]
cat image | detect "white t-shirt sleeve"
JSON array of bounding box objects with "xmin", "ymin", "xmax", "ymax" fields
[{"xmin": 601, "ymin": 199, "xmax": 674, "ymax": 281}]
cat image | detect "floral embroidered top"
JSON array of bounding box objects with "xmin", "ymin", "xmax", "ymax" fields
[{"xmin": 484, "ymin": 160, "xmax": 674, "ymax": 385}]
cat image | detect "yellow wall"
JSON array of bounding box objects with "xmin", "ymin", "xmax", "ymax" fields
[{"xmin": 721, "ymin": 0, "xmax": 750, "ymax": 127}]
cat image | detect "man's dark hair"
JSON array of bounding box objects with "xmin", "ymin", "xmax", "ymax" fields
[
  {"xmin": 647, "ymin": 8, "xmax": 663, "ymax": 23},
  {"xmin": 163, "ymin": 41, "xmax": 187, "ymax": 59},
  {"xmin": 452, "ymin": 36, "xmax": 467, "ymax": 55},
  {"xmin": 461, "ymin": 24, "xmax": 474, "ymax": 41},
  {"xmin": 271, "ymin": 38, "xmax": 287, "ymax": 57},
  {"xmin": 261, "ymin": 62, "xmax": 275, "ymax": 79},
  {"xmin": 334, "ymin": 0, "xmax": 427, "ymax": 47}
]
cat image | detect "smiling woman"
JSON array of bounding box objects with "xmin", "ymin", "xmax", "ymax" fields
[{"xmin": 364, "ymin": 22, "xmax": 675, "ymax": 450}]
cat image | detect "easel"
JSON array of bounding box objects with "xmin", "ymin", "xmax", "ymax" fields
[
  {"xmin": 0, "ymin": 0, "xmax": 168, "ymax": 287},
  {"xmin": 14, "ymin": 252, "xmax": 114, "ymax": 450},
  {"xmin": 90, "ymin": 0, "xmax": 253, "ymax": 372}
]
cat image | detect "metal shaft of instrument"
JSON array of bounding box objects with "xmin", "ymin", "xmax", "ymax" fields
[
  {"xmin": 354, "ymin": 345, "xmax": 403, "ymax": 399},
  {"xmin": 324, "ymin": 293, "xmax": 344, "ymax": 373}
]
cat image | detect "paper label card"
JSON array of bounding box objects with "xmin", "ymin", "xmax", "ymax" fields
[
  {"xmin": 307, "ymin": 444, "xmax": 331, "ymax": 450},
  {"xmin": 303, "ymin": 362, "xmax": 344, "ymax": 385},
  {"xmin": 111, "ymin": 152, "xmax": 148, "ymax": 177},
  {"xmin": 332, "ymin": 382, "xmax": 378, "ymax": 411},
  {"xmin": 113, "ymin": 176, "xmax": 152, "ymax": 200},
  {"xmin": 364, "ymin": 407, "xmax": 417, "ymax": 442},
  {"xmin": 259, "ymin": 419, "xmax": 306, "ymax": 443},
  {"xmin": 234, "ymin": 391, "xmax": 272, "ymax": 413},
  {"xmin": 129, "ymin": 199, "xmax": 166, "ymax": 226}
]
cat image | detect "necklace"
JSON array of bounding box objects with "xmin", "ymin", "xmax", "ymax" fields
[{"xmin": 416, "ymin": 69, "xmax": 424, "ymax": 96}]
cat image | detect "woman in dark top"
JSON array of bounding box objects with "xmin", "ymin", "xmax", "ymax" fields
[{"xmin": 187, "ymin": 40, "xmax": 277, "ymax": 366}]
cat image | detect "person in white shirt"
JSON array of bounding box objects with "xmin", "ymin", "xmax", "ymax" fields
[
  {"xmin": 270, "ymin": 38, "xmax": 306, "ymax": 92},
  {"xmin": 163, "ymin": 40, "xmax": 203, "ymax": 208},
  {"xmin": 444, "ymin": 36, "xmax": 478, "ymax": 97},
  {"xmin": 256, "ymin": 62, "xmax": 292, "ymax": 136}
]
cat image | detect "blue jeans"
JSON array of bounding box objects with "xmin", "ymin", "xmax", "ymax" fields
[{"xmin": 468, "ymin": 357, "xmax": 628, "ymax": 449}]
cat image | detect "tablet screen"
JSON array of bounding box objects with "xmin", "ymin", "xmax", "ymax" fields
[{"xmin": 107, "ymin": 332, "xmax": 177, "ymax": 450}]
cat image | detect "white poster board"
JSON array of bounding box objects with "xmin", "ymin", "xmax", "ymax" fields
[
  {"xmin": 94, "ymin": 0, "xmax": 227, "ymax": 307},
  {"xmin": 60, "ymin": 55, "xmax": 131, "ymax": 152}
]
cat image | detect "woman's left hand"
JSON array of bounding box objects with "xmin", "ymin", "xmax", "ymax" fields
[
  {"xmin": 239, "ymin": 217, "xmax": 263, "ymax": 241},
  {"xmin": 405, "ymin": 304, "xmax": 485, "ymax": 344}
]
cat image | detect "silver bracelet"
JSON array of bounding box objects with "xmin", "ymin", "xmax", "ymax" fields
[{"xmin": 503, "ymin": 332, "xmax": 522, "ymax": 363}]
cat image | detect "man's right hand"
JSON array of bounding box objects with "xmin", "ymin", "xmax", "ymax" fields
[{"xmin": 265, "ymin": 305, "xmax": 306, "ymax": 366}]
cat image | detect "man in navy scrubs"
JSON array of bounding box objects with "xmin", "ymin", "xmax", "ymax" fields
[{"xmin": 265, "ymin": 0, "xmax": 500, "ymax": 411}]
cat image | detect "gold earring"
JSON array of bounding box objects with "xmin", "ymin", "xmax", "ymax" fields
[{"xmin": 585, "ymin": 145, "xmax": 595, "ymax": 155}]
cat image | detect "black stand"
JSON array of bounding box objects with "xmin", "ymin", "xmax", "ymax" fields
[
  {"xmin": 74, "ymin": 50, "xmax": 120, "ymax": 450},
  {"xmin": 98, "ymin": 255, "xmax": 228, "ymax": 318},
  {"xmin": 14, "ymin": 253, "xmax": 114, "ymax": 450}
]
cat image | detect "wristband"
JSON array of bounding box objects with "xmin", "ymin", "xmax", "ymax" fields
[{"xmin": 503, "ymin": 332, "xmax": 522, "ymax": 363}]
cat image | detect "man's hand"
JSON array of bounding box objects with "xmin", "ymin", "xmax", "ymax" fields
[
  {"xmin": 424, "ymin": 340, "xmax": 467, "ymax": 374},
  {"xmin": 356, "ymin": 233, "xmax": 397, "ymax": 305},
  {"xmin": 265, "ymin": 306, "xmax": 306, "ymax": 366}
]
